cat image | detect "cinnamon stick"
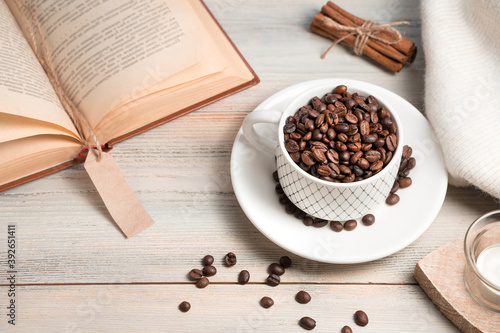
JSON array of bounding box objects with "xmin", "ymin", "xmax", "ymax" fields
[
  {"xmin": 321, "ymin": 4, "xmax": 409, "ymax": 64},
  {"xmin": 325, "ymin": 1, "xmax": 416, "ymax": 62},
  {"xmin": 311, "ymin": 14, "xmax": 403, "ymax": 72}
]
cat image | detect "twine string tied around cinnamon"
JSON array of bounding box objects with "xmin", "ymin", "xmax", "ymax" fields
[{"xmin": 321, "ymin": 16, "xmax": 410, "ymax": 59}]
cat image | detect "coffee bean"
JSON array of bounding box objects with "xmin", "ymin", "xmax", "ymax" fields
[
  {"xmin": 339, "ymin": 165, "xmax": 351, "ymax": 175},
  {"xmin": 238, "ymin": 270, "xmax": 250, "ymax": 284},
  {"xmin": 313, "ymin": 218, "xmax": 328, "ymax": 228},
  {"xmin": 352, "ymin": 165, "xmax": 364, "ymax": 176},
  {"xmin": 330, "ymin": 220, "xmax": 343, "ymax": 232},
  {"xmin": 350, "ymin": 151, "xmax": 363, "ymax": 165},
  {"xmin": 362, "ymin": 133, "xmax": 378, "ymax": 143},
  {"xmin": 402, "ymin": 145, "xmax": 412, "ymax": 159},
  {"xmin": 386, "ymin": 193, "xmax": 400, "ymax": 205},
  {"xmin": 285, "ymin": 202, "xmax": 297, "ymax": 214},
  {"xmin": 203, "ymin": 265, "xmax": 217, "ymax": 277},
  {"xmin": 266, "ymin": 274, "xmax": 280, "ymax": 287},
  {"xmin": 357, "ymin": 158, "xmax": 370, "ymax": 170},
  {"xmin": 347, "ymin": 142, "xmax": 362, "ymax": 152},
  {"xmin": 285, "ymin": 140, "xmax": 300, "ymax": 153},
  {"xmin": 202, "ymin": 255, "xmax": 214, "ymax": 266},
  {"xmin": 196, "ymin": 277, "xmax": 209, "ymax": 288},
  {"xmin": 283, "ymin": 123, "xmax": 296, "ymax": 134},
  {"xmin": 272, "ymin": 171, "xmax": 279, "ymax": 182},
  {"xmin": 362, "ymin": 214, "xmax": 375, "ymax": 226},
  {"xmin": 303, "ymin": 216, "xmax": 314, "ymax": 226},
  {"xmin": 345, "ymin": 113, "xmax": 358, "ymax": 124},
  {"xmin": 189, "ymin": 269, "xmax": 203, "ymax": 280},
  {"xmin": 296, "ymin": 291, "xmax": 311, "ymax": 304},
  {"xmin": 335, "ymin": 123, "xmax": 350, "ymax": 133},
  {"xmin": 399, "ymin": 177, "xmax": 412, "ymax": 188},
  {"xmin": 225, "ymin": 252, "xmax": 237, "ymax": 266},
  {"xmin": 299, "ymin": 317, "xmax": 316, "ymax": 330},
  {"xmin": 345, "ymin": 98, "xmax": 356, "ymax": 110},
  {"xmin": 407, "ymin": 157, "xmax": 416, "ymax": 170},
  {"xmin": 366, "ymin": 95, "xmax": 379, "ymax": 106},
  {"xmin": 301, "ymin": 151, "xmax": 316, "ymax": 166},
  {"xmin": 317, "ymin": 165, "xmax": 332, "ymax": 177},
  {"xmin": 341, "ymin": 325, "xmax": 353, "ymax": 333},
  {"xmin": 354, "ymin": 310, "xmax": 369, "ymax": 326},
  {"xmin": 386, "ymin": 133, "xmax": 397, "ymax": 151},
  {"xmin": 344, "ymin": 219, "xmax": 357, "ymax": 231},
  {"xmin": 275, "ymin": 183, "xmax": 284, "ymax": 194},
  {"xmin": 260, "ymin": 296, "xmax": 274, "ymax": 308},
  {"xmin": 290, "ymin": 152, "xmax": 301, "ymax": 163},
  {"xmin": 294, "ymin": 209, "xmax": 307, "ymax": 219},
  {"xmin": 279, "ymin": 256, "xmax": 292, "ymax": 268},
  {"xmin": 384, "ymin": 151, "xmax": 393, "ymax": 165},
  {"xmin": 312, "ymin": 148, "xmax": 328, "ymax": 164},
  {"xmin": 268, "ymin": 263, "xmax": 285, "ymax": 276},
  {"xmin": 342, "ymin": 174, "xmax": 355, "ymax": 183},
  {"xmin": 179, "ymin": 301, "xmax": 191, "ymax": 312},
  {"xmin": 390, "ymin": 180, "xmax": 400, "ymax": 193},
  {"xmin": 370, "ymin": 160, "xmax": 384, "ymax": 171},
  {"xmin": 365, "ymin": 150, "xmax": 381, "ymax": 162},
  {"xmin": 333, "ymin": 84, "xmax": 347, "ymax": 94}
]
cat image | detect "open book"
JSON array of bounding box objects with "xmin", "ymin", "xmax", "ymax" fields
[{"xmin": 0, "ymin": 0, "xmax": 259, "ymax": 191}]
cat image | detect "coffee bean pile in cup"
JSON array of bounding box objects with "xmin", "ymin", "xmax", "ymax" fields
[
  {"xmin": 283, "ymin": 85, "xmax": 398, "ymax": 183},
  {"xmin": 273, "ymin": 143, "xmax": 415, "ymax": 230}
]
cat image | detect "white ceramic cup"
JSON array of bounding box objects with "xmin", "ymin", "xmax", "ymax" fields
[{"xmin": 242, "ymin": 81, "xmax": 404, "ymax": 221}]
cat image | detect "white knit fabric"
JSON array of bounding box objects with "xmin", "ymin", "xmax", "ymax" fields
[{"xmin": 421, "ymin": 0, "xmax": 500, "ymax": 198}]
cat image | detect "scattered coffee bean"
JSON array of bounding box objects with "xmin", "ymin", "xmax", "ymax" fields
[
  {"xmin": 361, "ymin": 214, "xmax": 375, "ymax": 226},
  {"xmin": 266, "ymin": 274, "xmax": 280, "ymax": 287},
  {"xmin": 399, "ymin": 177, "xmax": 412, "ymax": 188},
  {"xmin": 341, "ymin": 325, "xmax": 353, "ymax": 333},
  {"xmin": 178, "ymin": 301, "xmax": 191, "ymax": 312},
  {"xmin": 303, "ymin": 216, "xmax": 314, "ymax": 226},
  {"xmin": 295, "ymin": 291, "xmax": 311, "ymax": 304},
  {"xmin": 354, "ymin": 310, "xmax": 369, "ymax": 326},
  {"xmin": 330, "ymin": 220, "xmax": 343, "ymax": 232},
  {"xmin": 202, "ymin": 265, "xmax": 217, "ymax": 277},
  {"xmin": 344, "ymin": 219, "xmax": 357, "ymax": 231},
  {"xmin": 268, "ymin": 263, "xmax": 285, "ymax": 276},
  {"xmin": 279, "ymin": 256, "xmax": 292, "ymax": 268},
  {"xmin": 238, "ymin": 270, "xmax": 250, "ymax": 285},
  {"xmin": 390, "ymin": 180, "xmax": 399, "ymax": 193},
  {"xmin": 202, "ymin": 255, "xmax": 214, "ymax": 266},
  {"xmin": 386, "ymin": 193, "xmax": 400, "ymax": 205},
  {"xmin": 225, "ymin": 252, "xmax": 237, "ymax": 266},
  {"xmin": 272, "ymin": 170, "xmax": 279, "ymax": 182},
  {"xmin": 299, "ymin": 316, "xmax": 316, "ymax": 330},
  {"xmin": 312, "ymin": 218, "xmax": 328, "ymax": 228},
  {"xmin": 189, "ymin": 269, "xmax": 203, "ymax": 280},
  {"xmin": 260, "ymin": 296, "xmax": 274, "ymax": 308},
  {"xmin": 196, "ymin": 277, "xmax": 209, "ymax": 288}
]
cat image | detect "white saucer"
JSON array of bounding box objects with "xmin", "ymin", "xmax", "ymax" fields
[{"xmin": 230, "ymin": 79, "xmax": 448, "ymax": 264}]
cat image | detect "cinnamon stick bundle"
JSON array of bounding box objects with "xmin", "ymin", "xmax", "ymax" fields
[{"xmin": 311, "ymin": 1, "xmax": 417, "ymax": 72}]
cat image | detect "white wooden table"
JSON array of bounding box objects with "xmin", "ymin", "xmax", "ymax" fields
[{"xmin": 1, "ymin": 0, "xmax": 498, "ymax": 331}]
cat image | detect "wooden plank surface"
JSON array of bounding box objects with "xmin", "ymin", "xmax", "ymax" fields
[
  {"xmin": 0, "ymin": 284, "xmax": 458, "ymax": 332},
  {"xmin": 0, "ymin": 0, "xmax": 497, "ymax": 331}
]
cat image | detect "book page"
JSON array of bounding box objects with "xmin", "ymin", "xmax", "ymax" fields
[
  {"xmin": 0, "ymin": 0, "xmax": 79, "ymax": 137},
  {"xmin": 7, "ymin": 0, "xmax": 223, "ymax": 132}
]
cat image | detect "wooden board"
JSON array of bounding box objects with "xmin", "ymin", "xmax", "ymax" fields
[
  {"xmin": 0, "ymin": 284, "xmax": 457, "ymax": 331},
  {"xmin": 414, "ymin": 239, "xmax": 500, "ymax": 333}
]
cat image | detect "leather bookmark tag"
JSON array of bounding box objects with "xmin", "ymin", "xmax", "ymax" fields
[{"xmin": 84, "ymin": 151, "xmax": 155, "ymax": 237}]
